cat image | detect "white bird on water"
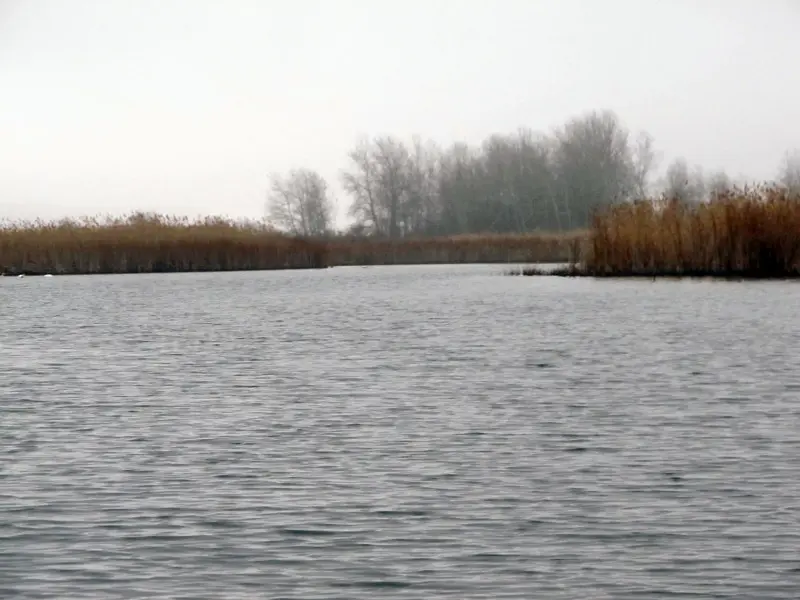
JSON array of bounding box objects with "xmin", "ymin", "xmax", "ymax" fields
[{"xmin": 17, "ymin": 274, "xmax": 25, "ymax": 279}]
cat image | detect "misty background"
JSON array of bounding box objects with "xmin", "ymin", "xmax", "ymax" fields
[{"xmin": 1, "ymin": 0, "xmax": 799, "ymax": 233}]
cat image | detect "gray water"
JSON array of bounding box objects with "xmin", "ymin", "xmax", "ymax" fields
[{"xmin": 2, "ymin": 265, "xmax": 799, "ymax": 599}]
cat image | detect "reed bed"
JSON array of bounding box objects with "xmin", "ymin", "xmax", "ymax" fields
[
  {"xmin": 0, "ymin": 212, "xmax": 585, "ymax": 276},
  {"xmin": 580, "ymin": 186, "xmax": 800, "ymax": 278},
  {"xmin": 16, "ymin": 189, "xmax": 799, "ymax": 279},
  {"xmin": 327, "ymin": 231, "xmax": 585, "ymax": 266},
  {"xmin": 0, "ymin": 213, "xmax": 328, "ymax": 275}
]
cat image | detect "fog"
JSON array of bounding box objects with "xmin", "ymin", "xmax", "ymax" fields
[{"xmin": 1, "ymin": 0, "xmax": 798, "ymax": 228}]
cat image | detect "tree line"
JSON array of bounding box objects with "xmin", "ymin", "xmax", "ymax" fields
[{"xmin": 265, "ymin": 109, "xmax": 800, "ymax": 238}]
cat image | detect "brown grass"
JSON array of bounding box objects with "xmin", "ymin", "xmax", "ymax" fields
[
  {"xmin": 0, "ymin": 213, "xmax": 327, "ymax": 275},
  {"xmin": 326, "ymin": 231, "xmax": 585, "ymax": 266},
  {"xmin": 0, "ymin": 212, "xmax": 585, "ymax": 276},
  {"xmin": 579, "ymin": 186, "xmax": 800, "ymax": 278}
]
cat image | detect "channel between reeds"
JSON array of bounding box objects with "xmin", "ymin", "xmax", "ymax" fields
[{"xmin": 0, "ymin": 213, "xmax": 584, "ymax": 275}]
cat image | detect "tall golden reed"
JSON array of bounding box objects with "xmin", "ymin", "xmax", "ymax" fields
[
  {"xmin": 585, "ymin": 185, "xmax": 800, "ymax": 277},
  {"xmin": 0, "ymin": 213, "xmax": 327, "ymax": 275},
  {"xmin": 0, "ymin": 211, "xmax": 583, "ymax": 275}
]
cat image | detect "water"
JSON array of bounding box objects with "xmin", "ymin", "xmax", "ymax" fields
[{"xmin": 2, "ymin": 265, "xmax": 799, "ymax": 599}]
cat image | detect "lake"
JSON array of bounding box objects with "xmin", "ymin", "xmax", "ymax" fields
[{"xmin": 2, "ymin": 265, "xmax": 799, "ymax": 599}]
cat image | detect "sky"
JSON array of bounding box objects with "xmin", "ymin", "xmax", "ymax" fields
[{"xmin": 1, "ymin": 0, "xmax": 799, "ymax": 226}]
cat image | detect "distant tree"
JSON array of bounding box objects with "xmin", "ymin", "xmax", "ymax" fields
[
  {"xmin": 341, "ymin": 136, "xmax": 410, "ymax": 238},
  {"xmin": 337, "ymin": 112, "xmax": 664, "ymax": 235},
  {"xmin": 404, "ymin": 135, "xmax": 441, "ymax": 235},
  {"xmin": 661, "ymin": 158, "xmax": 706, "ymax": 203},
  {"xmin": 436, "ymin": 142, "xmax": 482, "ymax": 234},
  {"xmin": 469, "ymin": 129, "xmax": 560, "ymax": 232},
  {"xmin": 341, "ymin": 138, "xmax": 383, "ymax": 235},
  {"xmin": 507, "ymin": 128, "xmax": 560, "ymax": 231},
  {"xmin": 372, "ymin": 136, "xmax": 410, "ymax": 238},
  {"xmin": 334, "ymin": 109, "xmax": 776, "ymax": 235},
  {"xmin": 477, "ymin": 133, "xmax": 523, "ymax": 232},
  {"xmin": 630, "ymin": 131, "xmax": 660, "ymax": 200},
  {"xmin": 778, "ymin": 150, "xmax": 800, "ymax": 194},
  {"xmin": 550, "ymin": 110, "xmax": 635, "ymax": 228},
  {"xmin": 706, "ymin": 169, "xmax": 733, "ymax": 200},
  {"xmin": 266, "ymin": 169, "xmax": 334, "ymax": 236}
]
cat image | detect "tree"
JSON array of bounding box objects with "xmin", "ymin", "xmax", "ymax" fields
[
  {"xmin": 336, "ymin": 109, "xmax": 680, "ymax": 235},
  {"xmin": 266, "ymin": 169, "xmax": 334, "ymax": 236},
  {"xmin": 478, "ymin": 133, "xmax": 521, "ymax": 232},
  {"xmin": 630, "ymin": 131, "xmax": 660, "ymax": 200},
  {"xmin": 404, "ymin": 136, "xmax": 441, "ymax": 235},
  {"xmin": 706, "ymin": 169, "xmax": 732, "ymax": 200},
  {"xmin": 436, "ymin": 142, "xmax": 482, "ymax": 234},
  {"xmin": 778, "ymin": 150, "xmax": 800, "ymax": 194},
  {"xmin": 341, "ymin": 138, "xmax": 383, "ymax": 235},
  {"xmin": 661, "ymin": 158, "xmax": 706, "ymax": 203},
  {"xmin": 505, "ymin": 129, "xmax": 559, "ymax": 232},
  {"xmin": 341, "ymin": 136, "xmax": 410, "ymax": 238},
  {"xmin": 371, "ymin": 136, "xmax": 410, "ymax": 238},
  {"xmin": 550, "ymin": 110, "xmax": 635, "ymax": 228},
  {"xmin": 470, "ymin": 129, "xmax": 559, "ymax": 232}
]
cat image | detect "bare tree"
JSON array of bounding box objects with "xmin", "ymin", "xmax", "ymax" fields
[
  {"xmin": 373, "ymin": 136, "xmax": 410, "ymax": 238},
  {"xmin": 778, "ymin": 149, "xmax": 800, "ymax": 194},
  {"xmin": 266, "ymin": 169, "xmax": 334, "ymax": 236},
  {"xmin": 479, "ymin": 133, "xmax": 520, "ymax": 232},
  {"xmin": 661, "ymin": 158, "xmax": 706, "ymax": 203},
  {"xmin": 330, "ymin": 108, "xmax": 781, "ymax": 236},
  {"xmin": 341, "ymin": 138, "xmax": 383, "ymax": 235},
  {"xmin": 630, "ymin": 131, "xmax": 660, "ymax": 200},
  {"xmin": 437, "ymin": 142, "xmax": 481, "ymax": 234},
  {"xmin": 551, "ymin": 110, "xmax": 635, "ymax": 227},
  {"xmin": 706, "ymin": 169, "xmax": 733, "ymax": 200},
  {"xmin": 512, "ymin": 129, "xmax": 559, "ymax": 231},
  {"xmin": 404, "ymin": 135, "xmax": 441, "ymax": 235},
  {"xmin": 470, "ymin": 130, "xmax": 558, "ymax": 232},
  {"xmin": 341, "ymin": 136, "xmax": 410, "ymax": 238}
]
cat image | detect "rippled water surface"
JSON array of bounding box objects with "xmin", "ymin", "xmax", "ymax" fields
[{"xmin": 2, "ymin": 265, "xmax": 800, "ymax": 599}]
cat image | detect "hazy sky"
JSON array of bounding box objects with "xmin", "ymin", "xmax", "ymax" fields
[{"xmin": 2, "ymin": 0, "xmax": 799, "ymax": 225}]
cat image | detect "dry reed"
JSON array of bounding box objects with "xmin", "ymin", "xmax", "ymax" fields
[
  {"xmin": 0, "ymin": 213, "xmax": 327, "ymax": 275},
  {"xmin": 0, "ymin": 212, "xmax": 585, "ymax": 275},
  {"xmin": 582, "ymin": 186, "xmax": 800, "ymax": 278},
  {"xmin": 327, "ymin": 231, "xmax": 585, "ymax": 266}
]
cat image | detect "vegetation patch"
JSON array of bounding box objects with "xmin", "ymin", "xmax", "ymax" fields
[
  {"xmin": 326, "ymin": 231, "xmax": 585, "ymax": 266},
  {"xmin": 514, "ymin": 186, "xmax": 800, "ymax": 280},
  {"xmin": 0, "ymin": 213, "xmax": 327, "ymax": 276},
  {"xmin": 0, "ymin": 213, "xmax": 585, "ymax": 276}
]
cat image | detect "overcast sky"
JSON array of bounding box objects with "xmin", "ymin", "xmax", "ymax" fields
[{"xmin": 1, "ymin": 0, "xmax": 798, "ymax": 225}]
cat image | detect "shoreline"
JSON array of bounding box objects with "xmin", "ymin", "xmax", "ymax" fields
[
  {"xmin": 0, "ymin": 227, "xmax": 586, "ymax": 276},
  {"xmin": 1, "ymin": 258, "xmax": 573, "ymax": 278},
  {"xmin": 508, "ymin": 266, "xmax": 800, "ymax": 281},
  {"xmin": 6, "ymin": 187, "xmax": 800, "ymax": 280}
]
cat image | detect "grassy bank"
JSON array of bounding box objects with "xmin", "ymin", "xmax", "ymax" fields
[
  {"xmin": 0, "ymin": 213, "xmax": 584, "ymax": 275},
  {"xmin": 519, "ymin": 186, "xmax": 800, "ymax": 279}
]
